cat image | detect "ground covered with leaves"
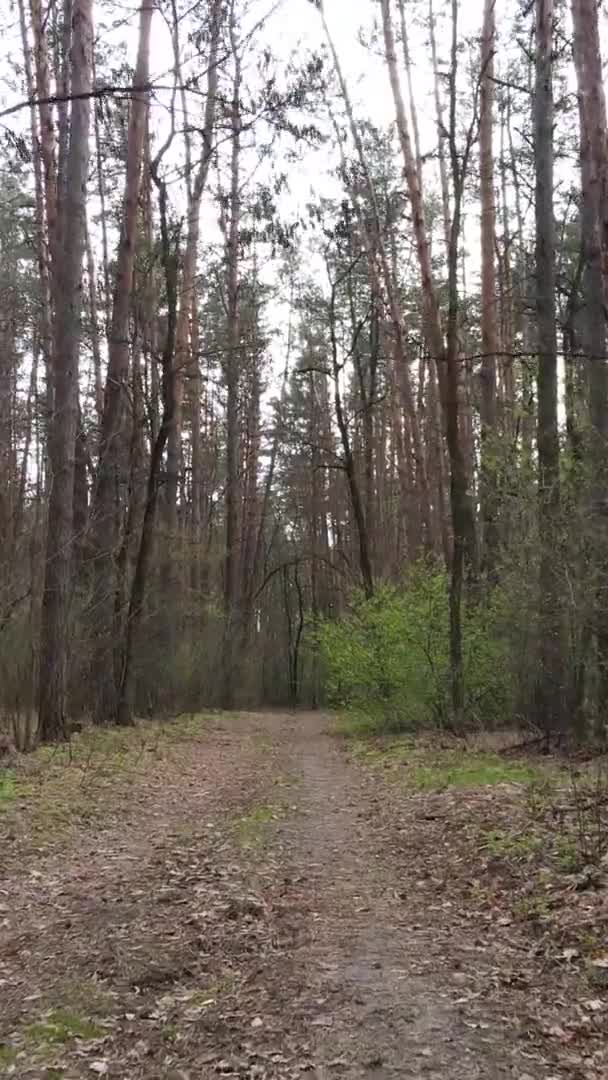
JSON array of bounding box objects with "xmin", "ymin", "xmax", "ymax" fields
[{"xmin": 0, "ymin": 712, "xmax": 606, "ymax": 1078}]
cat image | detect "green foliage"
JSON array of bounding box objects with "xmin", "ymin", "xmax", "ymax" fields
[{"xmin": 317, "ymin": 562, "xmax": 514, "ymax": 733}]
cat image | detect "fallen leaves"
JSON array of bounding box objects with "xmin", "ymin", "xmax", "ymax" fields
[{"xmin": 1, "ymin": 714, "xmax": 607, "ymax": 1079}]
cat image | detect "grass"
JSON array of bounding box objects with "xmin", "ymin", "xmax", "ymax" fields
[
  {"xmin": 513, "ymin": 893, "xmax": 552, "ymax": 921},
  {"xmin": 0, "ymin": 771, "xmax": 17, "ymax": 808},
  {"xmin": 0, "ymin": 714, "xmax": 217, "ymax": 850},
  {"xmin": 0, "ymin": 1046, "xmax": 17, "ymax": 1069},
  {"xmin": 554, "ymin": 836, "xmax": 581, "ymax": 873},
  {"xmin": 482, "ymin": 828, "xmax": 543, "ymax": 859},
  {"xmin": 23, "ymin": 1008, "xmax": 104, "ymax": 1046},
  {"xmin": 410, "ymin": 752, "xmax": 543, "ymax": 791},
  {"xmin": 349, "ymin": 734, "xmax": 549, "ymax": 792},
  {"xmin": 0, "ymin": 980, "xmax": 113, "ymax": 1073},
  {"xmin": 235, "ymin": 803, "xmax": 279, "ymax": 846},
  {"xmin": 184, "ymin": 972, "xmax": 238, "ymax": 1004}
]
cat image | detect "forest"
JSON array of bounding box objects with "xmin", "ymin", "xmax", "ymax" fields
[
  {"xmin": 0, "ymin": 0, "xmax": 607, "ymax": 747},
  {"xmin": 2, "ymin": 1, "xmax": 608, "ymax": 1075}
]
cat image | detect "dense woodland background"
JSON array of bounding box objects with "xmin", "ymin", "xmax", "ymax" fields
[{"xmin": 0, "ymin": 0, "xmax": 607, "ymax": 745}]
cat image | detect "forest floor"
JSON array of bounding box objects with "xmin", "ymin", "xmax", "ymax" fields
[{"xmin": 0, "ymin": 711, "xmax": 607, "ymax": 1080}]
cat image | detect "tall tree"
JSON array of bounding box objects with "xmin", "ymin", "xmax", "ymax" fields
[
  {"xmin": 38, "ymin": 0, "xmax": 94, "ymax": 740},
  {"xmin": 220, "ymin": 0, "xmax": 244, "ymax": 709},
  {"xmin": 165, "ymin": 0, "xmax": 222, "ymax": 616},
  {"xmin": 571, "ymin": 0, "xmax": 608, "ymax": 725},
  {"xmin": 534, "ymin": 0, "xmax": 564, "ymax": 738},
  {"xmin": 380, "ymin": 0, "xmax": 476, "ymax": 721},
  {"xmin": 479, "ymin": 0, "xmax": 499, "ymax": 578},
  {"xmin": 89, "ymin": 0, "xmax": 154, "ymax": 725}
]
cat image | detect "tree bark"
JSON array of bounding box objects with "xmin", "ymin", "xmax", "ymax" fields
[
  {"xmin": 116, "ymin": 165, "xmax": 178, "ymax": 726},
  {"xmin": 165, "ymin": 0, "xmax": 221, "ymax": 610},
  {"xmin": 381, "ymin": 0, "xmax": 477, "ymax": 721},
  {"xmin": 89, "ymin": 0, "xmax": 153, "ymax": 725},
  {"xmin": 534, "ymin": 0, "xmax": 564, "ymax": 738},
  {"xmin": 38, "ymin": 0, "xmax": 93, "ymax": 740},
  {"xmin": 479, "ymin": 0, "xmax": 499, "ymax": 579},
  {"xmin": 571, "ymin": 0, "xmax": 608, "ymax": 727},
  {"xmin": 221, "ymin": 5, "xmax": 243, "ymax": 709}
]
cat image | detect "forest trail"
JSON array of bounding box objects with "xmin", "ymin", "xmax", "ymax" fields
[{"xmin": 0, "ymin": 712, "xmax": 603, "ymax": 1079}]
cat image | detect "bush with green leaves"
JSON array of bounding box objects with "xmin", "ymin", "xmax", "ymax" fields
[{"xmin": 317, "ymin": 562, "xmax": 514, "ymax": 733}]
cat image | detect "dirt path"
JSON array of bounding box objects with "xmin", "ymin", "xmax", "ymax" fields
[{"xmin": 0, "ymin": 712, "xmax": 604, "ymax": 1079}]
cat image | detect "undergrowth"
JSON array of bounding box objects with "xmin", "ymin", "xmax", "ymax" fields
[{"xmin": 318, "ymin": 562, "xmax": 514, "ymax": 734}]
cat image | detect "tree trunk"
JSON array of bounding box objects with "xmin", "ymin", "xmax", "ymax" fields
[
  {"xmin": 116, "ymin": 167, "xmax": 178, "ymax": 725},
  {"xmin": 327, "ymin": 266, "xmax": 374, "ymax": 599},
  {"xmin": 381, "ymin": 0, "xmax": 476, "ymax": 721},
  {"xmin": 429, "ymin": 0, "xmax": 451, "ymax": 254},
  {"xmin": 571, "ymin": 0, "xmax": 608, "ymax": 728},
  {"xmin": 319, "ymin": 9, "xmax": 434, "ymax": 550},
  {"xmin": 221, "ymin": 9, "xmax": 243, "ymax": 709},
  {"xmin": 38, "ymin": 0, "xmax": 93, "ymax": 740},
  {"xmin": 479, "ymin": 0, "xmax": 499, "ymax": 579},
  {"xmin": 89, "ymin": 0, "xmax": 153, "ymax": 725},
  {"xmin": 380, "ymin": 0, "xmax": 445, "ymax": 370},
  {"xmin": 165, "ymin": 0, "xmax": 221, "ymax": 617},
  {"xmin": 534, "ymin": 0, "xmax": 564, "ymax": 739}
]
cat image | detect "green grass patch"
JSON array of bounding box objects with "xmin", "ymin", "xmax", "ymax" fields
[
  {"xmin": 335, "ymin": 710, "xmax": 412, "ymax": 737},
  {"xmin": 554, "ymin": 836, "xmax": 584, "ymax": 873},
  {"xmin": 235, "ymin": 803, "xmax": 283, "ymax": 847},
  {"xmin": 23, "ymin": 1007, "xmax": 104, "ymax": 1046},
  {"xmin": 410, "ymin": 752, "xmax": 543, "ymax": 791},
  {"xmin": 513, "ymin": 893, "xmax": 551, "ymax": 921},
  {"xmin": 482, "ymin": 828, "xmax": 543, "ymax": 860},
  {"xmin": 349, "ymin": 736, "xmax": 415, "ymax": 766},
  {"xmin": 0, "ymin": 1045, "xmax": 18, "ymax": 1069},
  {"xmin": 0, "ymin": 771, "xmax": 17, "ymax": 807},
  {"xmin": 350, "ymin": 735, "xmax": 550, "ymax": 793},
  {"xmin": 185, "ymin": 972, "xmax": 238, "ymax": 1005},
  {"xmin": 0, "ymin": 714, "xmax": 218, "ymax": 849}
]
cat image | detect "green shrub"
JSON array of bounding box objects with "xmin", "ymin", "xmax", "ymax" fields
[{"xmin": 317, "ymin": 561, "xmax": 514, "ymax": 733}]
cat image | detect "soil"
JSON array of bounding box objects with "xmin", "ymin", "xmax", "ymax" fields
[{"xmin": 0, "ymin": 711, "xmax": 606, "ymax": 1079}]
